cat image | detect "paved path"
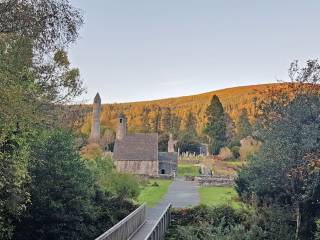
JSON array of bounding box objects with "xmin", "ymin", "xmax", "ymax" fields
[
  {"xmin": 161, "ymin": 177, "xmax": 199, "ymax": 208},
  {"xmin": 131, "ymin": 178, "xmax": 199, "ymax": 240}
]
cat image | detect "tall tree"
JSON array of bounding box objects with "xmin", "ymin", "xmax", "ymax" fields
[
  {"xmin": 183, "ymin": 111, "xmax": 197, "ymax": 135},
  {"xmin": 204, "ymin": 95, "xmax": 227, "ymax": 154},
  {"xmin": 140, "ymin": 107, "xmax": 151, "ymax": 133},
  {"xmin": 161, "ymin": 108, "xmax": 172, "ymax": 133},
  {"xmin": 236, "ymin": 108, "xmax": 252, "ymax": 140},
  {"xmin": 149, "ymin": 107, "xmax": 161, "ymax": 133},
  {"xmin": 236, "ymin": 60, "xmax": 320, "ymax": 240},
  {"xmin": 0, "ymin": 1, "xmax": 84, "ymax": 238}
]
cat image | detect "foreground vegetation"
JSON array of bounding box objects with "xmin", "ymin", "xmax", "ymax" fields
[
  {"xmin": 138, "ymin": 180, "xmax": 172, "ymax": 207},
  {"xmin": 0, "ymin": 1, "xmax": 139, "ymax": 239},
  {"xmin": 166, "ymin": 205, "xmax": 294, "ymax": 240},
  {"xmin": 167, "ymin": 61, "xmax": 320, "ymax": 239}
]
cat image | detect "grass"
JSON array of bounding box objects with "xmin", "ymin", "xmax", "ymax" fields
[
  {"xmin": 199, "ymin": 186, "xmax": 242, "ymax": 208},
  {"xmin": 178, "ymin": 164, "xmax": 201, "ymax": 176},
  {"xmin": 137, "ymin": 179, "xmax": 172, "ymax": 207},
  {"xmin": 224, "ymin": 160, "xmax": 245, "ymax": 167}
]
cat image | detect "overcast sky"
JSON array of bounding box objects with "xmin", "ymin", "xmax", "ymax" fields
[{"xmin": 69, "ymin": 0, "xmax": 320, "ymax": 104}]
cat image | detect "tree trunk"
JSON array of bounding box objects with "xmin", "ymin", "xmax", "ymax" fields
[{"xmin": 295, "ymin": 203, "xmax": 301, "ymax": 240}]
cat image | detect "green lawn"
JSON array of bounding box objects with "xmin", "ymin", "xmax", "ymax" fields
[
  {"xmin": 137, "ymin": 179, "xmax": 172, "ymax": 207},
  {"xmin": 178, "ymin": 164, "xmax": 200, "ymax": 176},
  {"xmin": 199, "ymin": 186, "xmax": 241, "ymax": 208}
]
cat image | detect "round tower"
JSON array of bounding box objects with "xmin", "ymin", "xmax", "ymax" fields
[
  {"xmin": 89, "ymin": 93, "xmax": 101, "ymax": 143},
  {"xmin": 116, "ymin": 112, "xmax": 127, "ymax": 140}
]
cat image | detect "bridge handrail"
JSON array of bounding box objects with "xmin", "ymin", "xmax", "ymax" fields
[
  {"xmin": 143, "ymin": 203, "xmax": 172, "ymax": 240},
  {"xmin": 95, "ymin": 203, "xmax": 146, "ymax": 240}
]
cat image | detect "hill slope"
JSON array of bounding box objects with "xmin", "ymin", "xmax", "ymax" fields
[{"xmin": 80, "ymin": 83, "xmax": 282, "ymax": 136}]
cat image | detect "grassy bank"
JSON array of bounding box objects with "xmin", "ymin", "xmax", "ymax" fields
[
  {"xmin": 199, "ymin": 186, "xmax": 241, "ymax": 208},
  {"xmin": 177, "ymin": 164, "xmax": 200, "ymax": 176},
  {"xmin": 138, "ymin": 179, "xmax": 172, "ymax": 207}
]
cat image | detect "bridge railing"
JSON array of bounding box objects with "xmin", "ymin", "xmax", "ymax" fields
[
  {"xmin": 95, "ymin": 204, "xmax": 146, "ymax": 240},
  {"xmin": 144, "ymin": 204, "xmax": 172, "ymax": 240}
]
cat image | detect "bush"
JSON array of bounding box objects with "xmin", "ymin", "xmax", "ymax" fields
[
  {"xmin": 177, "ymin": 131, "xmax": 201, "ymax": 154},
  {"xmin": 166, "ymin": 205, "xmax": 295, "ymax": 240},
  {"xmin": 231, "ymin": 146, "xmax": 240, "ymax": 159},
  {"xmin": 111, "ymin": 173, "xmax": 140, "ymax": 199},
  {"xmin": 81, "ymin": 145, "xmax": 140, "ymax": 199},
  {"xmin": 151, "ymin": 181, "xmax": 159, "ymax": 187},
  {"xmin": 315, "ymin": 219, "xmax": 320, "ymax": 240}
]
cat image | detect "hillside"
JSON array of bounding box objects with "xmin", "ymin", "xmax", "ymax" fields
[{"xmin": 79, "ymin": 83, "xmax": 284, "ymax": 136}]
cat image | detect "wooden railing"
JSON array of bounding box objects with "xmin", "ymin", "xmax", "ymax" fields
[
  {"xmin": 144, "ymin": 204, "xmax": 172, "ymax": 240},
  {"xmin": 95, "ymin": 204, "xmax": 146, "ymax": 240}
]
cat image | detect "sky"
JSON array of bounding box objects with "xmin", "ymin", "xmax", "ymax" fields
[{"xmin": 69, "ymin": 0, "xmax": 320, "ymax": 104}]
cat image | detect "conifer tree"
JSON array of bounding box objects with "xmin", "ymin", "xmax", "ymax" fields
[
  {"xmin": 161, "ymin": 108, "xmax": 172, "ymax": 133},
  {"xmin": 150, "ymin": 107, "xmax": 161, "ymax": 133},
  {"xmin": 204, "ymin": 95, "xmax": 227, "ymax": 154},
  {"xmin": 184, "ymin": 111, "xmax": 197, "ymax": 135},
  {"xmin": 141, "ymin": 108, "xmax": 150, "ymax": 133},
  {"xmin": 236, "ymin": 108, "xmax": 252, "ymax": 140}
]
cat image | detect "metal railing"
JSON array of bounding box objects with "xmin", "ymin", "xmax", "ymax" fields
[
  {"xmin": 95, "ymin": 204, "xmax": 146, "ymax": 240},
  {"xmin": 144, "ymin": 204, "xmax": 172, "ymax": 240}
]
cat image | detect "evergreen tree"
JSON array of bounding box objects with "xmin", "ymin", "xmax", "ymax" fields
[
  {"xmin": 170, "ymin": 113, "xmax": 181, "ymax": 135},
  {"xmin": 184, "ymin": 111, "xmax": 197, "ymax": 135},
  {"xmin": 236, "ymin": 109, "xmax": 252, "ymax": 140},
  {"xmin": 204, "ymin": 95, "xmax": 227, "ymax": 154},
  {"xmin": 161, "ymin": 108, "xmax": 172, "ymax": 133},
  {"xmin": 13, "ymin": 130, "xmax": 97, "ymax": 240},
  {"xmin": 140, "ymin": 108, "xmax": 150, "ymax": 133},
  {"xmin": 150, "ymin": 107, "xmax": 161, "ymax": 133}
]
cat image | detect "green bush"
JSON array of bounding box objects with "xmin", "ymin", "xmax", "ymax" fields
[
  {"xmin": 151, "ymin": 181, "xmax": 159, "ymax": 187},
  {"xmin": 231, "ymin": 146, "xmax": 240, "ymax": 159},
  {"xmin": 166, "ymin": 205, "xmax": 295, "ymax": 240},
  {"xmin": 82, "ymin": 147, "xmax": 140, "ymax": 199},
  {"xmin": 315, "ymin": 219, "xmax": 320, "ymax": 240},
  {"xmin": 111, "ymin": 173, "xmax": 140, "ymax": 199}
]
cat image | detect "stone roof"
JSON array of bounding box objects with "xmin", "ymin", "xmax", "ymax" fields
[
  {"xmin": 113, "ymin": 133, "xmax": 158, "ymax": 161},
  {"xmin": 158, "ymin": 152, "xmax": 178, "ymax": 163}
]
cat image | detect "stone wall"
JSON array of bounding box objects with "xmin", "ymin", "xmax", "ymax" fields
[
  {"xmin": 196, "ymin": 176, "xmax": 234, "ymax": 186},
  {"xmin": 116, "ymin": 160, "xmax": 159, "ymax": 176}
]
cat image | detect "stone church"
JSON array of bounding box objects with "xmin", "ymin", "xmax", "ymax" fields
[{"xmin": 89, "ymin": 93, "xmax": 178, "ymax": 177}]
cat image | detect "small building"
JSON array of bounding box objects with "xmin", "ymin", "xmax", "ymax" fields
[{"xmin": 113, "ymin": 113, "xmax": 177, "ymax": 176}]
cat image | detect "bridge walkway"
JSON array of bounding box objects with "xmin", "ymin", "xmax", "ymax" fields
[{"xmin": 130, "ymin": 178, "xmax": 199, "ymax": 240}]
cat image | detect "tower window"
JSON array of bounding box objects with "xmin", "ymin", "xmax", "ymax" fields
[{"xmin": 120, "ymin": 119, "xmax": 122, "ymax": 123}]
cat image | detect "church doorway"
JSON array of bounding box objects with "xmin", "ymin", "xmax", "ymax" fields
[{"xmin": 161, "ymin": 169, "xmax": 165, "ymax": 174}]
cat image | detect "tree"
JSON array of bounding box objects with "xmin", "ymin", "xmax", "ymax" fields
[
  {"xmin": 176, "ymin": 131, "xmax": 201, "ymax": 155},
  {"xmin": 236, "ymin": 60, "xmax": 320, "ymax": 240},
  {"xmin": 140, "ymin": 107, "xmax": 151, "ymax": 133},
  {"xmin": 204, "ymin": 95, "xmax": 227, "ymax": 154},
  {"xmin": 161, "ymin": 108, "xmax": 172, "ymax": 133},
  {"xmin": 13, "ymin": 130, "xmax": 97, "ymax": 240},
  {"xmin": 236, "ymin": 109, "xmax": 252, "ymax": 140},
  {"xmin": 0, "ymin": 1, "xmax": 84, "ymax": 238},
  {"xmin": 183, "ymin": 111, "xmax": 197, "ymax": 135},
  {"xmin": 149, "ymin": 107, "xmax": 161, "ymax": 133}
]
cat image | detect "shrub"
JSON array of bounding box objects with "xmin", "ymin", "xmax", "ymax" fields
[
  {"xmin": 111, "ymin": 173, "xmax": 140, "ymax": 199},
  {"xmin": 231, "ymin": 146, "xmax": 240, "ymax": 159},
  {"xmin": 152, "ymin": 181, "xmax": 159, "ymax": 187},
  {"xmin": 166, "ymin": 205, "xmax": 295, "ymax": 240}
]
